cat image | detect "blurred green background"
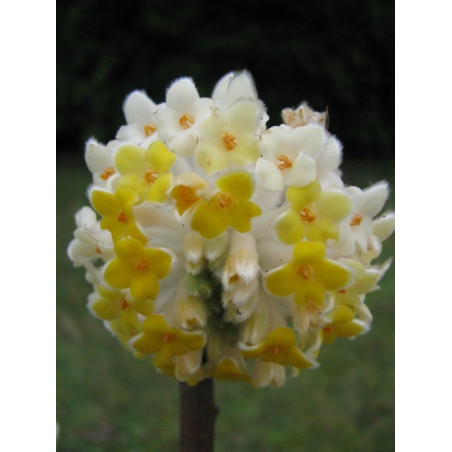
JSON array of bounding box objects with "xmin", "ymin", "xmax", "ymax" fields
[{"xmin": 57, "ymin": 0, "xmax": 394, "ymax": 450}]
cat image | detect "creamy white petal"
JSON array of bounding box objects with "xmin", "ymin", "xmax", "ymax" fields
[
  {"xmin": 372, "ymin": 212, "xmax": 395, "ymax": 241},
  {"xmin": 284, "ymin": 153, "xmax": 316, "ymax": 187},
  {"xmin": 166, "ymin": 77, "xmax": 200, "ymax": 113},
  {"xmin": 123, "ymin": 90, "xmax": 156, "ymax": 125},
  {"xmin": 255, "ymin": 158, "xmax": 284, "ymax": 190},
  {"xmin": 361, "ymin": 181, "xmax": 389, "ymax": 218}
]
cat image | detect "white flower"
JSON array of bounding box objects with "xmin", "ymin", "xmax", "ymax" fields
[
  {"xmin": 155, "ymin": 78, "xmax": 213, "ymax": 156},
  {"xmin": 255, "ymin": 124, "xmax": 326, "ymax": 190},
  {"xmin": 84, "ymin": 138, "xmax": 121, "ymax": 190},
  {"xmin": 116, "ymin": 90, "xmax": 159, "ymax": 147}
]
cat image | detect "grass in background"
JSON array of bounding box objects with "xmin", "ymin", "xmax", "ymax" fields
[{"xmin": 57, "ymin": 154, "xmax": 394, "ymax": 452}]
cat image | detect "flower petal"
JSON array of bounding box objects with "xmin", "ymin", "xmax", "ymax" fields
[
  {"xmin": 286, "ymin": 181, "xmax": 321, "ymax": 212},
  {"xmin": 265, "ymin": 264, "xmax": 296, "ymax": 297},
  {"xmin": 216, "ymin": 172, "xmax": 253, "ymax": 200},
  {"xmin": 275, "ymin": 209, "xmax": 304, "ymax": 245},
  {"xmin": 123, "ymin": 90, "xmax": 156, "ymax": 125}
]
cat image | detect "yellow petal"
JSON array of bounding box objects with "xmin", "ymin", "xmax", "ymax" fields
[
  {"xmin": 104, "ymin": 258, "xmax": 134, "ymax": 288},
  {"xmin": 332, "ymin": 305, "xmax": 355, "ymax": 324},
  {"xmin": 91, "ymin": 190, "xmax": 117, "ymax": 216},
  {"xmin": 265, "ymin": 264, "xmax": 296, "ymax": 297},
  {"xmin": 130, "ymin": 272, "xmax": 160, "ymax": 301},
  {"xmin": 292, "ymin": 241, "xmax": 325, "ymax": 265},
  {"xmin": 114, "ymin": 237, "xmax": 143, "ymax": 259},
  {"xmin": 191, "ymin": 201, "xmax": 228, "ymax": 239},
  {"xmin": 145, "ymin": 141, "xmax": 176, "ymax": 173},
  {"xmin": 230, "ymin": 134, "xmax": 260, "ymax": 166},
  {"xmin": 90, "ymin": 296, "xmax": 121, "ymax": 320},
  {"xmin": 286, "ymin": 181, "xmax": 321, "ymax": 211},
  {"xmin": 305, "ymin": 218, "xmax": 338, "ymax": 242},
  {"xmin": 315, "ymin": 260, "xmax": 350, "ymax": 290},
  {"xmin": 114, "ymin": 144, "xmax": 146, "ymax": 175},
  {"xmin": 142, "ymin": 314, "xmax": 172, "ymax": 333},
  {"xmin": 216, "ymin": 172, "xmax": 254, "ymax": 200},
  {"xmin": 195, "ymin": 143, "xmax": 229, "ymax": 174},
  {"xmin": 227, "ymin": 200, "xmax": 261, "ymax": 232},
  {"xmin": 145, "ymin": 248, "xmax": 173, "ymax": 278},
  {"xmin": 334, "ymin": 320, "xmax": 366, "ymax": 338},
  {"xmin": 132, "ymin": 332, "xmax": 162, "ymax": 355},
  {"xmin": 147, "ymin": 173, "xmax": 172, "ymax": 203},
  {"xmin": 293, "ymin": 279, "xmax": 325, "ymax": 305},
  {"xmin": 128, "ymin": 298, "xmax": 154, "ymax": 316},
  {"xmin": 316, "ymin": 191, "xmax": 352, "ymax": 222},
  {"xmin": 275, "ymin": 209, "xmax": 304, "ymax": 245}
]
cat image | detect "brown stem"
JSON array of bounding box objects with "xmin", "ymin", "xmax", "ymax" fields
[{"xmin": 179, "ymin": 378, "xmax": 218, "ymax": 452}]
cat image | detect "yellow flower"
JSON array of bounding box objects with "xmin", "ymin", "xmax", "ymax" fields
[
  {"xmin": 209, "ymin": 356, "xmax": 251, "ymax": 383},
  {"xmin": 191, "ymin": 172, "xmax": 262, "ymax": 239},
  {"xmin": 322, "ymin": 304, "xmax": 368, "ymax": 344},
  {"xmin": 195, "ymin": 101, "xmax": 262, "ymax": 174},
  {"xmin": 275, "ymin": 180, "xmax": 352, "ymax": 245},
  {"xmin": 265, "ymin": 241, "xmax": 350, "ymax": 305},
  {"xmin": 114, "ymin": 141, "xmax": 176, "ymax": 202},
  {"xmin": 103, "ymin": 238, "xmax": 173, "ymax": 301},
  {"xmin": 240, "ymin": 327, "xmax": 316, "ymax": 369},
  {"xmin": 170, "ymin": 172, "xmax": 208, "ymax": 215},
  {"xmin": 90, "ymin": 188, "xmax": 147, "ymax": 245},
  {"xmin": 89, "ymin": 285, "xmax": 154, "ymax": 320},
  {"xmin": 131, "ymin": 314, "xmax": 206, "ymax": 361}
]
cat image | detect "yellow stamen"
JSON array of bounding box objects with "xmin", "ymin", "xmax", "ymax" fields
[
  {"xmin": 120, "ymin": 299, "xmax": 129, "ymax": 310},
  {"xmin": 222, "ymin": 132, "xmax": 237, "ymax": 151},
  {"xmin": 217, "ymin": 193, "xmax": 232, "ymax": 208},
  {"xmin": 117, "ymin": 211, "xmax": 128, "ymax": 223},
  {"xmin": 100, "ymin": 167, "xmax": 115, "ymax": 180},
  {"xmin": 229, "ymin": 274, "xmax": 240, "ymax": 284},
  {"xmin": 338, "ymin": 289, "xmax": 347, "ymax": 294},
  {"xmin": 144, "ymin": 124, "xmax": 157, "ymax": 136},
  {"xmin": 164, "ymin": 333, "xmax": 175, "ymax": 344},
  {"xmin": 297, "ymin": 265, "xmax": 310, "ymax": 280},
  {"xmin": 179, "ymin": 113, "xmax": 195, "ymax": 130},
  {"xmin": 300, "ymin": 208, "xmax": 316, "ymax": 223},
  {"xmin": 135, "ymin": 257, "xmax": 149, "ymax": 272},
  {"xmin": 144, "ymin": 169, "xmax": 158, "ymax": 184},
  {"xmin": 95, "ymin": 246, "xmax": 102, "ymax": 254},
  {"xmin": 272, "ymin": 345, "xmax": 282, "ymax": 356},
  {"xmin": 324, "ymin": 326, "xmax": 332, "ymax": 333},
  {"xmin": 350, "ymin": 213, "xmax": 363, "ymax": 226},
  {"xmin": 276, "ymin": 155, "xmax": 293, "ymax": 171}
]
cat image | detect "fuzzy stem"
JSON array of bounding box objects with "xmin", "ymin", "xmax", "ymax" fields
[{"xmin": 179, "ymin": 378, "xmax": 218, "ymax": 452}]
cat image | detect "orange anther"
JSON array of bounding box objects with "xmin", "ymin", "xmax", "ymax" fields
[
  {"xmin": 222, "ymin": 132, "xmax": 237, "ymax": 151},
  {"xmin": 179, "ymin": 113, "xmax": 195, "ymax": 130},
  {"xmin": 276, "ymin": 155, "xmax": 293, "ymax": 171},
  {"xmin": 144, "ymin": 169, "xmax": 158, "ymax": 184},
  {"xmin": 100, "ymin": 167, "xmax": 115, "ymax": 180},
  {"xmin": 300, "ymin": 207, "xmax": 316, "ymax": 223},
  {"xmin": 95, "ymin": 246, "xmax": 102, "ymax": 254},
  {"xmin": 217, "ymin": 193, "xmax": 232, "ymax": 208},
  {"xmin": 272, "ymin": 345, "xmax": 282, "ymax": 356},
  {"xmin": 135, "ymin": 257, "xmax": 149, "ymax": 272},
  {"xmin": 144, "ymin": 124, "xmax": 157, "ymax": 136},
  {"xmin": 120, "ymin": 299, "xmax": 129, "ymax": 310},
  {"xmin": 229, "ymin": 274, "xmax": 240, "ymax": 284},
  {"xmin": 117, "ymin": 211, "xmax": 128, "ymax": 223},
  {"xmin": 350, "ymin": 213, "xmax": 363, "ymax": 226},
  {"xmin": 163, "ymin": 333, "xmax": 175, "ymax": 344},
  {"xmin": 324, "ymin": 326, "xmax": 332, "ymax": 333},
  {"xmin": 338, "ymin": 289, "xmax": 347, "ymax": 294},
  {"xmin": 297, "ymin": 265, "xmax": 310, "ymax": 280}
]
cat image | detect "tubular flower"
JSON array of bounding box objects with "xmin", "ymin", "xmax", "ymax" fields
[
  {"xmin": 132, "ymin": 314, "xmax": 206, "ymax": 361},
  {"xmin": 104, "ymin": 238, "xmax": 173, "ymax": 301},
  {"xmin": 191, "ymin": 172, "xmax": 262, "ymax": 239},
  {"xmin": 90, "ymin": 188, "xmax": 148, "ymax": 245},
  {"xmin": 68, "ymin": 71, "xmax": 394, "ymax": 387},
  {"xmin": 265, "ymin": 241, "xmax": 350, "ymax": 305},
  {"xmin": 114, "ymin": 141, "xmax": 176, "ymax": 203},
  {"xmin": 275, "ymin": 180, "xmax": 352, "ymax": 245}
]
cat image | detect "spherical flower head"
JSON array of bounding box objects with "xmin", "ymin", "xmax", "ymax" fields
[{"xmin": 68, "ymin": 71, "xmax": 395, "ymax": 388}]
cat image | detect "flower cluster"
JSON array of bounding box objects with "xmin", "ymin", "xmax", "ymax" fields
[{"xmin": 68, "ymin": 72, "xmax": 394, "ymax": 387}]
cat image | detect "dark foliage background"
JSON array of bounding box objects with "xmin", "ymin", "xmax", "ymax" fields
[{"xmin": 57, "ymin": 0, "xmax": 394, "ymax": 160}]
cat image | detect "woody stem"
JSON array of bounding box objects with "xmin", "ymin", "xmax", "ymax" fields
[{"xmin": 179, "ymin": 378, "xmax": 218, "ymax": 452}]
